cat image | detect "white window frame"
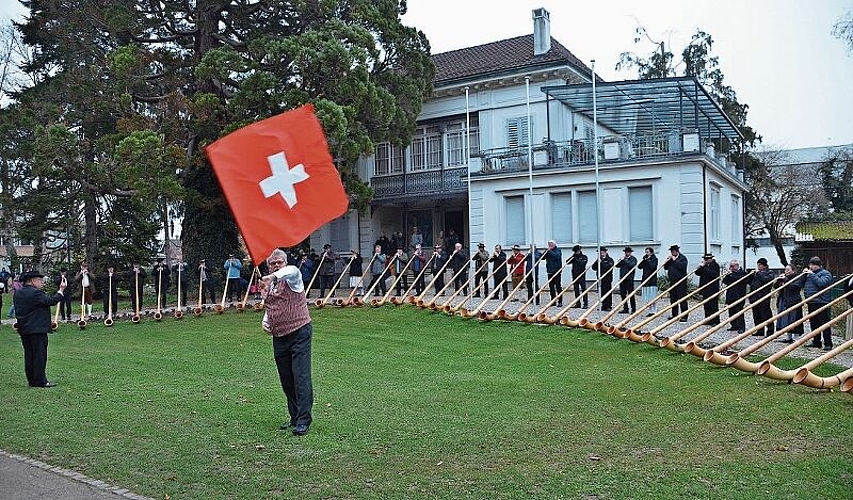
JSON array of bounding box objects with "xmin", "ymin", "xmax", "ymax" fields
[{"xmin": 710, "ymin": 184, "xmax": 721, "ymax": 242}]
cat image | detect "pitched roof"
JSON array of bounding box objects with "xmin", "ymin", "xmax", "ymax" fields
[
  {"xmin": 796, "ymin": 221, "xmax": 853, "ymax": 242},
  {"xmin": 432, "ymin": 34, "xmax": 592, "ymax": 85}
]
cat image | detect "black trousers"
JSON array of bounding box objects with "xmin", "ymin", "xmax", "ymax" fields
[
  {"xmin": 431, "ymin": 271, "xmax": 445, "ymax": 295},
  {"xmin": 526, "ymin": 275, "xmax": 539, "ymax": 304},
  {"xmin": 702, "ymin": 293, "xmax": 720, "ymax": 325},
  {"xmin": 807, "ymin": 302, "xmax": 833, "ymax": 347},
  {"xmin": 319, "ymin": 274, "xmax": 335, "ymax": 296},
  {"xmin": 600, "ymin": 279, "xmax": 613, "ymax": 310},
  {"xmin": 619, "ymin": 282, "xmax": 636, "ymax": 312},
  {"xmin": 201, "ymin": 280, "xmax": 217, "ymax": 304},
  {"xmin": 669, "ymin": 282, "xmax": 688, "ymax": 318},
  {"xmin": 727, "ymin": 298, "xmax": 746, "ymax": 331},
  {"xmin": 273, "ymin": 323, "xmax": 313, "ymax": 427},
  {"xmin": 58, "ymin": 294, "xmax": 72, "ymax": 320},
  {"xmin": 454, "ymin": 271, "xmax": 469, "ymax": 295},
  {"xmin": 20, "ymin": 333, "xmax": 49, "ymax": 387},
  {"xmin": 474, "ymin": 272, "xmax": 489, "ymax": 297},
  {"xmin": 493, "ymin": 276, "xmax": 509, "ymax": 299},
  {"xmin": 102, "ymin": 290, "xmax": 119, "ymax": 317},
  {"xmin": 573, "ymin": 276, "xmax": 588, "ymax": 307},
  {"xmin": 547, "ymin": 271, "xmax": 563, "ymax": 304},
  {"xmin": 226, "ymin": 278, "xmax": 240, "ymax": 301},
  {"xmin": 174, "ymin": 282, "xmax": 189, "ymax": 308},
  {"xmin": 751, "ymin": 299, "xmax": 774, "ymax": 335},
  {"xmin": 394, "ymin": 274, "xmax": 409, "ymax": 295},
  {"xmin": 413, "ymin": 273, "xmax": 425, "ymax": 296},
  {"xmin": 368, "ymin": 272, "xmax": 387, "ymax": 296}
]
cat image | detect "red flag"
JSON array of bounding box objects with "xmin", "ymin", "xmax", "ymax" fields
[{"xmin": 205, "ymin": 104, "xmax": 349, "ymax": 264}]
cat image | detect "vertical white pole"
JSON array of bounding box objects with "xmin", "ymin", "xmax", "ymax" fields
[
  {"xmin": 465, "ymin": 85, "xmax": 472, "ymax": 257},
  {"xmin": 592, "ymin": 60, "xmax": 602, "ymax": 311},
  {"xmin": 526, "ymin": 76, "xmax": 536, "ymax": 281}
]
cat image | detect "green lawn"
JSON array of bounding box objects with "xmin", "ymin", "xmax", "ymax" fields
[{"xmin": 1, "ymin": 306, "xmax": 852, "ymax": 499}]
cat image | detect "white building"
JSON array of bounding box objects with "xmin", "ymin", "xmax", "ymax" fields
[{"xmin": 312, "ymin": 8, "xmax": 748, "ymax": 283}]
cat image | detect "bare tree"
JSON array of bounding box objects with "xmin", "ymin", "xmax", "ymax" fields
[{"xmin": 833, "ymin": 10, "xmax": 853, "ymax": 53}]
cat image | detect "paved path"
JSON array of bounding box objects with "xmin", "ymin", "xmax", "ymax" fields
[{"xmin": 0, "ymin": 451, "xmax": 151, "ymax": 500}]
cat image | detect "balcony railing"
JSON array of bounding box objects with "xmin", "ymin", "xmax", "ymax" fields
[
  {"xmin": 371, "ymin": 166, "xmax": 468, "ymax": 200},
  {"xmin": 475, "ymin": 130, "xmax": 739, "ymax": 176}
]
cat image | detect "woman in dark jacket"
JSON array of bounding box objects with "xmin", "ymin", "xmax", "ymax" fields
[{"xmin": 776, "ymin": 265, "xmax": 805, "ymax": 343}]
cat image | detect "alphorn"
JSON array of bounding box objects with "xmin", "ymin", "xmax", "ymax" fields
[
  {"xmin": 316, "ymin": 255, "xmax": 355, "ymax": 308},
  {"xmin": 625, "ymin": 270, "xmax": 739, "ymax": 340},
  {"xmin": 104, "ymin": 273, "xmax": 115, "ymax": 326},
  {"xmin": 238, "ymin": 267, "xmax": 260, "ymax": 311},
  {"xmin": 700, "ymin": 272, "xmax": 813, "ymax": 364},
  {"xmin": 483, "ymin": 249, "xmax": 548, "ymax": 321},
  {"xmin": 842, "ymin": 376, "xmax": 853, "ymax": 393},
  {"xmin": 757, "ymin": 308, "xmax": 853, "ymax": 385},
  {"xmin": 720, "ymin": 282, "xmax": 853, "ymax": 372},
  {"xmin": 571, "ymin": 258, "xmax": 624, "ymax": 326},
  {"xmin": 679, "ymin": 272, "xmax": 804, "ymax": 355},
  {"xmin": 174, "ymin": 266, "xmax": 184, "ymax": 319},
  {"xmin": 515, "ymin": 257, "xmax": 575, "ymax": 322},
  {"xmin": 507, "ymin": 256, "xmax": 575, "ymax": 322},
  {"xmin": 392, "ymin": 253, "xmax": 435, "ymax": 306},
  {"xmin": 579, "ymin": 259, "xmax": 645, "ymax": 331},
  {"xmin": 595, "ymin": 260, "xmax": 667, "ymax": 332},
  {"xmin": 52, "ymin": 276, "xmax": 66, "ymax": 331},
  {"xmin": 531, "ymin": 264, "xmax": 591, "ymax": 324},
  {"xmin": 340, "ymin": 253, "xmax": 378, "ymax": 306},
  {"xmin": 443, "ymin": 258, "xmax": 491, "ymax": 313},
  {"xmin": 154, "ymin": 268, "xmax": 164, "ymax": 321},
  {"xmin": 540, "ymin": 266, "xmax": 605, "ymax": 326},
  {"xmin": 194, "ymin": 270, "xmax": 204, "ymax": 316},
  {"xmin": 132, "ymin": 270, "xmax": 142, "ymax": 324},
  {"xmin": 373, "ymin": 255, "xmax": 416, "ymax": 307},
  {"xmin": 78, "ymin": 275, "xmax": 88, "ymax": 330},
  {"xmin": 792, "ymin": 318, "xmax": 853, "ymax": 389},
  {"xmin": 459, "ymin": 263, "xmax": 516, "ymax": 319},
  {"xmin": 424, "ymin": 255, "xmax": 473, "ymax": 310},
  {"xmin": 608, "ymin": 271, "xmax": 695, "ymax": 336},
  {"xmin": 304, "ymin": 253, "xmax": 326, "ymax": 299},
  {"xmin": 358, "ymin": 255, "xmax": 398, "ymax": 305},
  {"xmin": 414, "ymin": 250, "xmax": 458, "ymax": 307},
  {"xmin": 215, "ymin": 269, "xmax": 230, "ymax": 314}
]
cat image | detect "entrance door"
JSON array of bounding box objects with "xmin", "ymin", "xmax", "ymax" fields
[{"xmin": 444, "ymin": 210, "xmax": 464, "ymax": 248}]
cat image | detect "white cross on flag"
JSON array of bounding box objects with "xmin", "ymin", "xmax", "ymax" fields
[{"xmin": 205, "ymin": 104, "xmax": 349, "ymax": 264}]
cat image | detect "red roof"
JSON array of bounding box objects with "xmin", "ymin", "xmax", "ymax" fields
[{"xmin": 432, "ymin": 34, "xmax": 592, "ymax": 85}]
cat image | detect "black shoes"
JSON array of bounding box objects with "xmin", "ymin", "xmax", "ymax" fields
[
  {"xmin": 292, "ymin": 423, "xmax": 309, "ymax": 436},
  {"xmin": 779, "ymin": 339, "xmax": 794, "ymax": 344},
  {"xmin": 727, "ymin": 327, "xmax": 739, "ymax": 331},
  {"xmin": 808, "ymin": 342, "xmax": 822, "ymax": 349},
  {"xmin": 679, "ymin": 318, "xmax": 688, "ymax": 322},
  {"xmin": 31, "ymin": 381, "xmax": 57, "ymax": 388},
  {"xmin": 279, "ymin": 421, "xmax": 296, "ymax": 431},
  {"xmin": 823, "ymin": 345, "xmax": 834, "ymax": 351},
  {"xmin": 619, "ymin": 309, "xmax": 629, "ymax": 314}
]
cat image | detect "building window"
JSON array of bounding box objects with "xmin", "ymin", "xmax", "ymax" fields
[
  {"xmin": 628, "ymin": 186, "xmax": 653, "ymax": 241},
  {"xmin": 374, "ymin": 142, "xmax": 404, "ymax": 176},
  {"xmin": 329, "ymin": 213, "xmax": 350, "ymax": 253},
  {"xmin": 551, "ymin": 192, "xmax": 572, "ymax": 243},
  {"xmin": 410, "ymin": 126, "xmax": 442, "ymax": 172},
  {"xmin": 505, "ymin": 195, "xmax": 526, "ymax": 245},
  {"xmin": 445, "ymin": 117, "xmax": 480, "ymax": 166},
  {"xmin": 731, "ymin": 195, "xmax": 741, "ymax": 242},
  {"xmin": 710, "ymin": 185, "xmax": 721, "ymax": 241},
  {"xmin": 577, "ymin": 190, "xmax": 598, "ymax": 243},
  {"xmin": 506, "ymin": 116, "xmax": 530, "ymax": 149}
]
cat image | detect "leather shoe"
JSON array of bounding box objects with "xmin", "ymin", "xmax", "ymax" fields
[
  {"xmin": 279, "ymin": 421, "xmax": 296, "ymax": 431},
  {"xmin": 292, "ymin": 423, "xmax": 309, "ymax": 436},
  {"xmin": 34, "ymin": 382, "xmax": 57, "ymax": 388},
  {"xmin": 808, "ymin": 342, "xmax": 822, "ymax": 349}
]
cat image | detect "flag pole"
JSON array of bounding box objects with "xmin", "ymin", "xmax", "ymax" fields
[
  {"xmin": 592, "ymin": 60, "xmax": 602, "ymax": 311},
  {"xmin": 465, "ymin": 86, "xmax": 472, "ymax": 248},
  {"xmin": 525, "ymin": 76, "xmax": 536, "ymax": 278}
]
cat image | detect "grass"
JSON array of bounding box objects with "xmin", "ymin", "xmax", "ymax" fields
[{"xmin": 1, "ymin": 306, "xmax": 852, "ymax": 499}]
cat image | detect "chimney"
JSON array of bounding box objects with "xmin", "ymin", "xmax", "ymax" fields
[{"xmin": 533, "ymin": 8, "xmax": 551, "ymax": 56}]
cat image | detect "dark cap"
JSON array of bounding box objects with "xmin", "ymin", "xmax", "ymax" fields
[
  {"xmin": 21, "ymin": 270, "xmax": 45, "ymax": 281},
  {"xmin": 669, "ymin": 244, "xmax": 680, "ymax": 252},
  {"xmin": 572, "ymin": 245, "xmax": 582, "ymax": 252},
  {"xmin": 756, "ymin": 257, "xmax": 768, "ymax": 266},
  {"xmin": 623, "ymin": 246, "xmax": 633, "ymax": 253},
  {"xmin": 703, "ymin": 252, "xmax": 714, "ymax": 259},
  {"xmin": 808, "ymin": 256, "xmax": 822, "ymax": 266},
  {"xmin": 512, "ymin": 244, "xmax": 521, "ymax": 251},
  {"xmin": 600, "ymin": 247, "xmax": 608, "ymax": 252},
  {"xmin": 323, "ymin": 244, "xmax": 331, "ymax": 249},
  {"xmin": 478, "ymin": 243, "xmax": 485, "ymax": 248}
]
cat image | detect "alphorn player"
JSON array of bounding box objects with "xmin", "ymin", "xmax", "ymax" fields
[
  {"xmin": 472, "ymin": 243, "xmax": 490, "ymax": 298},
  {"xmin": 803, "ymin": 256, "xmax": 834, "ymax": 351},
  {"xmin": 722, "ymin": 260, "xmax": 748, "ymax": 334},
  {"xmin": 544, "ymin": 241, "xmax": 563, "ymax": 307},
  {"xmin": 569, "ymin": 245, "xmax": 589, "ymax": 309},
  {"xmin": 591, "ymin": 247, "xmax": 615, "ymax": 311},
  {"xmin": 409, "ymin": 245, "xmax": 427, "ymax": 296},
  {"xmin": 523, "ymin": 245, "xmax": 543, "ymax": 306},
  {"xmin": 450, "ymin": 242, "xmax": 470, "ymax": 296},
  {"xmin": 172, "ymin": 258, "xmax": 190, "ymax": 309},
  {"xmin": 126, "ymin": 261, "xmax": 147, "ymax": 316},
  {"xmin": 100, "ymin": 263, "xmax": 119, "ymax": 319},
  {"xmin": 198, "ymin": 259, "xmax": 216, "ymax": 305},
  {"xmin": 695, "ymin": 252, "xmax": 721, "ymax": 326},
  {"xmin": 490, "ymin": 244, "xmax": 509, "ymax": 300},
  {"xmin": 506, "ymin": 245, "xmax": 525, "ymax": 301},
  {"xmin": 638, "ymin": 247, "xmax": 659, "ymax": 317},
  {"xmin": 429, "ymin": 244, "xmax": 448, "ymax": 296},
  {"xmin": 749, "ymin": 258, "xmax": 776, "ymax": 337},
  {"xmin": 75, "ymin": 262, "xmax": 95, "ymax": 320},
  {"xmin": 153, "ymin": 256, "xmax": 171, "ymax": 310},
  {"xmin": 617, "ymin": 247, "xmax": 638, "ymax": 314},
  {"xmin": 663, "ymin": 244, "xmax": 688, "ymax": 321}
]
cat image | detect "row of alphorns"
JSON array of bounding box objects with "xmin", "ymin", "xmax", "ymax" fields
[{"xmin": 307, "ymin": 248, "xmax": 853, "ymax": 394}]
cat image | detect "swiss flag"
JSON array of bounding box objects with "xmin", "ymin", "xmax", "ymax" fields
[{"xmin": 205, "ymin": 104, "xmax": 349, "ymax": 264}]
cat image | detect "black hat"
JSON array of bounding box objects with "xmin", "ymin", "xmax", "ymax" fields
[
  {"xmin": 600, "ymin": 247, "xmax": 608, "ymax": 252},
  {"xmin": 669, "ymin": 244, "xmax": 680, "ymax": 251},
  {"xmin": 808, "ymin": 256, "xmax": 822, "ymax": 266},
  {"xmin": 21, "ymin": 270, "xmax": 45, "ymax": 282},
  {"xmin": 703, "ymin": 252, "xmax": 714, "ymax": 259},
  {"xmin": 512, "ymin": 244, "xmax": 521, "ymax": 250},
  {"xmin": 623, "ymin": 246, "xmax": 633, "ymax": 253},
  {"xmin": 323, "ymin": 244, "xmax": 331, "ymax": 249},
  {"xmin": 478, "ymin": 242, "xmax": 485, "ymax": 248},
  {"xmin": 156, "ymin": 256, "xmax": 165, "ymax": 261},
  {"xmin": 572, "ymin": 245, "xmax": 582, "ymax": 252},
  {"xmin": 756, "ymin": 257, "xmax": 768, "ymax": 266}
]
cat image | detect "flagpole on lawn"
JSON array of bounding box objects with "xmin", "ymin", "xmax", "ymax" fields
[
  {"xmin": 592, "ymin": 60, "xmax": 602, "ymax": 311},
  {"xmin": 465, "ymin": 85, "xmax": 472, "ymax": 249},
  {"xmin": 525, "ymin": 76, "xmax": 536, "ymax": 277}
]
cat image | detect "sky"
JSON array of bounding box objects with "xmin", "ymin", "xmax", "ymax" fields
[{"xmin": 1, "ymin": 0, "xmax": 851, "ymax": 150}]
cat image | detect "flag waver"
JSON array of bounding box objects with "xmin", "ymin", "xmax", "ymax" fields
[{"xmin": 206, "ymin": 104, "xmax": 349, "ymax": 264}]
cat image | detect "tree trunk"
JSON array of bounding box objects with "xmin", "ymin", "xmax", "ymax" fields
[{"xmin": 767, "ymin": 226, "xmax": 789, "ymax": 266}]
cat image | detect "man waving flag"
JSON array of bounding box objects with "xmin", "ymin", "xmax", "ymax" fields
[{"xmin": 206, "ymin": 104, "xmax": 349, "ymax": 264}]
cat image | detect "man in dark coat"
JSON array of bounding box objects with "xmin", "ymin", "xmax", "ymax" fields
[
  {"xmin": 449, "ymin": 242, "xmax": 470, "ymax": 295},
  {"xmin": 429, "ymin": 244, "xmax": 448, "ymax": 295},
  {"xmin": 472, "ymin": 243, "xmax": 490, "ymax": 298},
  {"xmin": 663, "ymin": 244, "xmax": 689, "ymax": 321},
  {"xmin": 524, "ymin": 245, "xmax": 543, "ymax": 305},
  {"xmin": 544, "ymin": 241, "xmax": 564, "ymax": 306},
  {"xmin": 722, "ymin": 259, "xmax": 749, "ymax": 334},
  {"xmin": 14, "ymin": 270, "xmax": 66, "ymax": 387},
  {"xmin": 569, "ymin": 245, "xmax": 589, "ymax": 308},
  {"xmin": 318, "ymin": 244, "xmax": 338, "ymax": 298},
  {"xmin": 490, "ymin": 244, "xmax": 509, "ymax": 300},
  {"xmin": 172, "ymin": 259, "xmax": 190, "ymax": 309},
  {"xmin": 53, "ymin": 268, "xmax": 73, "ymax": 322},
  {"xmin": 617, "ymin": 247, "xmax": 638, "ymax": 313},
  {"xmin": 152, "ymin": 257, "xmax": 171, "ymax": 309},
  {"xmin": 100, "ymin": 263, "xmax": 120, "ymax": 319},
  {"xmin": 127, "ymin": 262, "xmax": 147, "ymax": 315},
  {"xmin": 749, "ymin": 257, "xmax": 776, "ymax": 337},
  {"xmin": 695, "ymin": 253, "xmax": 721, "ymax": 326},
  {"xmin": 591, "ymin": 247, "xmax": 615, "ymax": 311}
]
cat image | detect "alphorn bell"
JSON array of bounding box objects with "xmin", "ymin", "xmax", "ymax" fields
[
  {"xmin": 442, "ymin": 258, "xmax": 491, "ymax": 313},
  {"xmin": 104, "ymin": 273, "xmax": 115, "ymax": 326},
  {"xmin": 393, "ymin": 253, "xmax": 435, "ymax": 306},
  {"xmin": 132, "ymin": 270, "xmax": 142, "ymax": 324},
  {"xmin": 424, "ymin": 255, "xmax": 473, "ymax": 310},
  {"xmin": 154, "ymin": 267, "xmax": 163, "ymax": 321},
  {"xmin": 455, "ymin": 257, "xmax": 509, "ymax": 316},
  {"xmin": 340, "ymin": 253, "xmax": 378, "ymax": 307},
  {"xmin": 215, "ymin": 268, "xmax": 230, "ymax": 314},
  {"xmin": 791, "ymin": 314, "xmax": 853, "ymax": 389},
  {"xmin": 414, "ymin": 249, "xmax": 458, "ymax": 307},
  {"xmin": 317, "ymin": 256, "xmax": 355, "ymax": 308},
  {"xmin": 174, "ymin": 264, "xmax": 184, "ymax": 319}
]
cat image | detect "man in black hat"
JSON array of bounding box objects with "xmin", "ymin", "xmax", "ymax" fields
[
  {"xmin": 663, "ymin": 244, "xmax": 689, "ymax": 321},
  {"xmin": 153, "ymin": 256, "xmax": 171, "ymax": 309},
  {"xmin": 750, "ymin": 257, "xmax": 776, "ymax": 336},
  {"xmin": 198, "ymin": 259, "xmax": 216, "ymax": 305},
  {"xmin": 616, "ymin": 247, "xmax": 638, "ymax": 313},
  {"xmin": 172, "ymin": 258, "xmax": 190, "ymax": 309},
  {"xmin": 591, "ymin": 247, "xmax": 615, "ymax": 311},
  {"xmin": 53, "ymin": 268, "xmax": 73, "ymax": 322},
  {"xmin": 472, "ymin": 243, "xmax": 490, "ymax": 298},
  {"xmin": 569, "ymin": 245, "xmax": 589, "ymax": 308},
  {"xmin": 14, "ymin": 270, "xmax": 66, "ymax": 387},
  {"xmin": 695, "ymin": 253, "xmax": 721, "ymax": 325},
  {"xmin": 100, "ymin": 263, "xmax": 120, "ymax": 319},
  {"xmin": 722, "ymin": 259, "xmax": 749, "ymax": 333},
  {"xmin": 127, "ymin": 261, "xmax": 147, "ymax": 314}
]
